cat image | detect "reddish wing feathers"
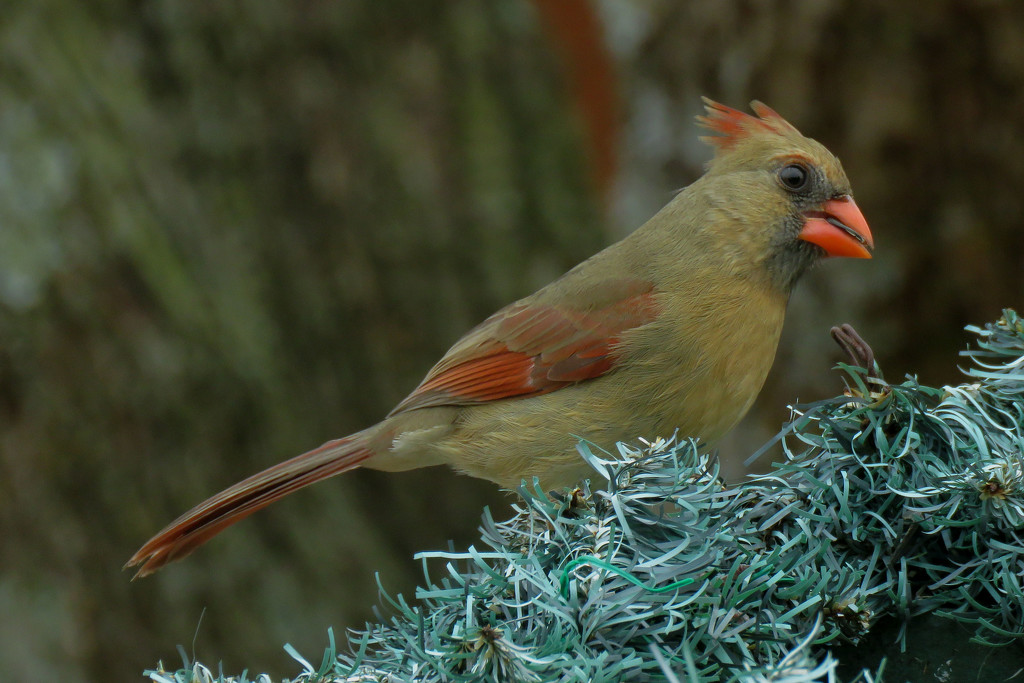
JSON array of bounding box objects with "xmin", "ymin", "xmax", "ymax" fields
[
  {"xmin": 389, "ymin": 284, "xmax": 658, "ymax": 414},
  {"xmin": 128, "ymin": 280, "xmax": 658, "ymax": 576}
]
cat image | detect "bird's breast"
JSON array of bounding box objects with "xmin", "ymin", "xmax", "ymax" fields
[{"xmin": 614, "ymin": 275, "xmax": 788, "ymax": 443}]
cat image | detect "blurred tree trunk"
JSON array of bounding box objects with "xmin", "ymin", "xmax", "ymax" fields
[{"xmin": 0, "ymin": 1, "xmax": 605, "ymax": 679}]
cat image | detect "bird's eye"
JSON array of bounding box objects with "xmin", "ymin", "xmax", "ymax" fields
[{"xmin": 778, "ymin": 163, "xmax": 809, "ymax": 192}]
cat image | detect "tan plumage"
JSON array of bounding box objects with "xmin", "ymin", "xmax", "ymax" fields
[{"xmin": 127, "ymin": 99, "xmax": 873, "ymax": 577}]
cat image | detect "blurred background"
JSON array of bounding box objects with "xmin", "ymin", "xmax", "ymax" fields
[{"xmin": 2, "ymin": 0, "xmax": 1023, "ymax": 680}]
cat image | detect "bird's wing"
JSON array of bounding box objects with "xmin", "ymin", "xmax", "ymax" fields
[{"xmin": 389, "ymin": 278, "xmax": 658, "ymax": 415}]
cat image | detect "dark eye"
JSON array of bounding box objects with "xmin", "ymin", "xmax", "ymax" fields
[{"xmin": 778, "ymin": 163, "xmax": 809, "ymax": 192}]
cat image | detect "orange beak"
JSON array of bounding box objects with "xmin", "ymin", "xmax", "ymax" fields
[{"xmin": 799, "ymin": 196, "xmax": 873, "ymax": 259}]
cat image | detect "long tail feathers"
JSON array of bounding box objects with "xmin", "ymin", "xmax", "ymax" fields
[{"xmin": 125, "ymin": 434, "xmax": 374, "ymax": 578}]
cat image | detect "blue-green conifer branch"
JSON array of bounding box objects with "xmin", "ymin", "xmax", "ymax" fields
[{"xmin": 147, "ymin": 311, "xmax": 1024, "ymax": 682}]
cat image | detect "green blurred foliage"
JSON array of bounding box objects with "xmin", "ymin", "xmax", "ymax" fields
[{"xmin": 2, "ymin": 0, "xmax": 1024, "ymax": 681}]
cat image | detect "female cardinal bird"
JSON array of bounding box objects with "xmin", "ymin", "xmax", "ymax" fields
[{"xmin": 127, "ymin": 99, "xmax": 872, "ymax": 576}]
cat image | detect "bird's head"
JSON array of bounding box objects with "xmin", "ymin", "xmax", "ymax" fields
[{"xmin": 695, "ymin": 98, "xmax": 873, "ymax": 291}]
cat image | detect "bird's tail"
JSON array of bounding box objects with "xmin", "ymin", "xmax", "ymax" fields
[{"xmin": 125, "ymin": 432, "xmax": 375, "ymax": 578}]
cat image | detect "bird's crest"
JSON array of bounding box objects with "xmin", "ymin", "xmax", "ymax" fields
[{"xmin": 696, "ymin": 98, "xmax": 800, "ymax": 151}]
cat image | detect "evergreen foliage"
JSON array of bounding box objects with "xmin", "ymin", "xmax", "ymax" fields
[{"xmin": 146, "ymin": 312, "xmax": 1024, "ymax": 682}]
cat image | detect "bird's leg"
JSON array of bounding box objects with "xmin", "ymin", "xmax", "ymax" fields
[{"xmin": 830, "ymin": 323, "xmax": 883, "ymax": 383}]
